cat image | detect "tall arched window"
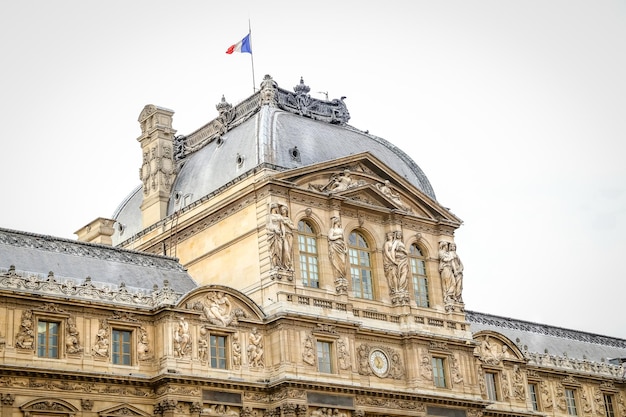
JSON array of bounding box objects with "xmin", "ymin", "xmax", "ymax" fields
[
  {"xmin": 409, "ymin": 244, "xmax": 429, "ymax": 307},
  {"xmin": 298, "ymin": 220, "xmax": 319, "ymax": 288},
  {"xmin": 348, "ymin": 231, "xmax": 373, "ymax": 299}
]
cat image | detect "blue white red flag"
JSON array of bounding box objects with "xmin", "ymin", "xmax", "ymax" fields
[{"xmin": 226, "ymin": 33, "xmax": 252, "ymax": 54}]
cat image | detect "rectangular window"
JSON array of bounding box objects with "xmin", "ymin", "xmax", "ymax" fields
[
  {"xmin": 565, "ymin": 389, "xmax": 578, "ymax": 416},
  {"xmin": 528, "ymin": 383, "xmax": 539, "ymax": 411},
  {"xmin": 210, "ymin": 334, "xmax": 227, "ymax": 369},
  {"xmin": 112, "ymin": 329, "xmax": 132, "ymax": 365},
  {"xmin": 317, "ymin": 341, "xmax": 333, "ymax": 373},
  {"xmin": 432, "ymin": 357, "xmax": 447, "ymax": 388},
  {"xmin": 604, "ymin": 394, "xmax": 615, "ymax": 417},
  {"xmin": 485, "ymin": 372, "xmax": 499, "ymax": 400},
  {"xmin": 37, "ymin": 320, "xmax": 59, "ymax": 358}
]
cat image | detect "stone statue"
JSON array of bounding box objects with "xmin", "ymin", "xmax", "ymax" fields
[
  {"xmin": 383, "ymin": 231, "xmax": 410, "ymax": 304},
  {"xmin": 266, "ymin": 203, "xmax": 295, "ymax": 271},
  {"xmin": 376, "ymin": 180, "xmax": 410, "ymax": 211},
  {"xmin": 267, "ymin": 203, "xmax": 284, "ymax": 270},
  {"xmin": 137, "ymin": 326, "xmax": 151, "ymax": 360},
  {"xmin": 232, "ymin": 333, "xmax": 242, "ymax": 368},
  {"xmin": 439, "ymin": 241, "xmax": 464, "ymax": 306},
  {"xmin": 327, "ymin": 217, "xmax": 348, "ymax": 293},
  {"xmin": 280, "ymin": 205, "xmax": 295, "ymax": 270}
]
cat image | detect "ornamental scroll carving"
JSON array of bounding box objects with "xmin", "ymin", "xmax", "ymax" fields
[{"xmin": 201, "ymin": 405, "xmax": 240, "ymax": 417}]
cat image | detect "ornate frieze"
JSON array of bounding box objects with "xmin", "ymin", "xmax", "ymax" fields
[{"xmin": 0, "ymin": 266, "xmax": 181, "ymax": 308}]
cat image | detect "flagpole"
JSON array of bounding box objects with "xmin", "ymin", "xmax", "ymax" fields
[{"xmin": 249, "ymin": 19, "xmax": 256, "ymax": 93}]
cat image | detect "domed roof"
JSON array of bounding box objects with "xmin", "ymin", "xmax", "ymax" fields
[{"xmin": 111, "ymin": 76, "xmax": 435, "ymax": 245}]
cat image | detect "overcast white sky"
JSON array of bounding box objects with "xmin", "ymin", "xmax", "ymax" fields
[{"xmin": 1, "ymin": 1, "xmax": 625, "ymax": 339}]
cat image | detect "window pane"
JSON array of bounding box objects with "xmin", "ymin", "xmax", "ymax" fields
[
  {"xmin": 317, "ymin": 341, "xmax": 332, "ymax": 373},
  {"xmin": 348, "ymin": 233, "xmax": 374, "ymax": 300},
  {"xmin": 566, "ymin": 389, "xmax": 578, "ymax": 416},
  {"xmin": 529, "ymin": 383, "xmax": 539, "ymax": 411},
  {"xmin": 298, "ymin": 221, "xmax": 319, "ymax": 288},
  {"xmin": 605, "ymin": 394, "xmax": 615, "ymax": 417},
  {"xmin": 485, "ymin": 372, "xmax": 498, "ymax": 400},
  {"xmin": 410, "ymin": 245, "xmax": 430, "ymax": 308},
  {"xmin": 210, "ymin": 335, "xmax": 227, "ymax": 369},
  {"xmin": 432, "ymin": 357, "xmax": 446, "ymax": 387},
  {"xmin": 37, "ymin": 321, "xmax": 59, "ymax": 358},
  {"xmin": 112, "ymin": 329, "xmax": 132, "ymax": 365}
]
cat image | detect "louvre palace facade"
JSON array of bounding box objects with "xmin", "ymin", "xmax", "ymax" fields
[{"xmin": 0, "ymin": 75, "xmax": 624, "ymax": 417}]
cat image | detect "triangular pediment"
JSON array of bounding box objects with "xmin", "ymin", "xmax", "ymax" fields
[
  {"xmin": 99, "ymin": 404, "xmax": 151, "ymax": 417},
  {"xmin": 273, "ymin": 152, "xmax": 461, "ymax": 225}
]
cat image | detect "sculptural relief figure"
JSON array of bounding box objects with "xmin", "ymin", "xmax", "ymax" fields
[
  {"xmin": 302, "ymin": 336, "xmax": 316, "ymax": 366},
  {"xmin": 15, "ymin": 310, "xmax": 34, "ymax": 350},
  {"xmin": 420, "ymin": 355, "xmax": 433, "ymax": 381},
  {"xmin": 92, "ymin": 319, "xmax": 109, "ymax": 357},
  {"xmin": 327, "ymin": 217, "xmax": 348, "ymax": 293},
  {"xmin": 174, "ymin": 316, "xmax": 191, "ymax": 358},
  {"xmin": 232, "ymin": 333, "xmax": 242, "ymax": 368},
  {"xmin": 137, "ymin": 327, "xmax": 151, "ymax": 360},
  {"xmin": 202, "ymin": 291, "xmax": 233, "ymax": 326},
  {"xmin": 247, "ymin": 327, "xmax": 264, "ymax": 368},
  {"xmin": 376, "ymin": 180, "xmax": 410, "ymax": 211},
  {"xmin": 478, "ymin": 335, "xmax": 508, "ymax": 365},
  {"xmin": 337, "ymin": 339, "xmax": 351, "ymax": 370},
  {"xmin": 65, "ymin": 317, "xmax": 83, "ymax": 354},
  {"xmin": 326, "ymin": 170, "xmax": 353, "ymax": 193}
]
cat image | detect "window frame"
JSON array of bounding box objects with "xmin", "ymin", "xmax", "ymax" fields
[
  {"xmin": 408, "ymin": 243, "xmax": 429, "ymax": 307},
  {"xmin": 209, "ymin": 333, "xmax": 229, "ymax": 369},
  {"xmin": 604, "ymin": 393, "xmax": 615, "ymax": 417},
  {"xmin": 528, "ymin": 382, "xmax": 540, "ymax": 411},
  {"xmin": 431, "ymin": 356, "xmax": 448, "ymax": 388},
  {"xmin": 316, "ymin": 339, "xmax": 334, "ymax": 374},
  {"xmin": 111, "ymin": 328, "xmax": 133, "ymax": 366},
  {"xmin": 565, "ymin": 388, "xmax": 578, "ymax": 416},
  {"xmin": 297, "ymin": 219, "xmax": 320, "ymax": 288},
  {"xmin": 484, "ymin": 371, "xmax": 500, "ymax": 401},
  {"xmin": 37, "ymin": 319, "xmax": 61, "ymax": 359},
  {"xmin": 348, "ymin": 231, "xmax": 374, "ymax": 300}
]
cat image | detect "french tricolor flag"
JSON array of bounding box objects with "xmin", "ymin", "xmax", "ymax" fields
[{"xmin": 226, "ymin": 33, "xmax": 252, "ymax": 54}]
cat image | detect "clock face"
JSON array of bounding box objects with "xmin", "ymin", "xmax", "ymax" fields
[{"xmin": 369, "ymin": 349, "xmax": 389, "ymax": 377}]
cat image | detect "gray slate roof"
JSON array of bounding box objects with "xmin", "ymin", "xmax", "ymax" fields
[
  {"xmin": 111, "ymin": 77, "xmax": 435, "ymax": 245},
  {"xmin": 467, "ymin": 310, "xmax": 626, "ymax": 366},
  {"xmin": 0, "ymin": 228, "xmax": 198, "ymax": 305}
]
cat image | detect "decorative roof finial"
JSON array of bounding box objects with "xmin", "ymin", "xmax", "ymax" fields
[{"xmin": 294, "ymin": 77, "xmax": 310, "ymax": 95}]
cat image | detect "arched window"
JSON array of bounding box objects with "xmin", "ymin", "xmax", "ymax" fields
[
  {"xmin": 409, "ymin": 244, "xmax": 429, "ymax": 307},
  {"xmin": 348, "ymin": 231, "xmax": 373, "ymax": 299},
  {"xmin": 298, "ymin": 220, "xmax": 319, "ymax": 288}
]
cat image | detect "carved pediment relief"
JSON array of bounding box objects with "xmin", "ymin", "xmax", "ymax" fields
[
  {"xmin": 21, "ymin": 399, "xmax": 79, "ymax": 416},
  {"xmin": 272, "ymin": 153, "xmax": 460, "ymax": 224},
  {"xmin": 99, "ymin": 404, "xmax": 151, "ymax": 417},
  {"xmin": 474, "ymin": 332, "xmax": 525, "ymax": 364},
  {"xmin": 178, "ymin": 285, "xmax": 264, "ymax": 326}
]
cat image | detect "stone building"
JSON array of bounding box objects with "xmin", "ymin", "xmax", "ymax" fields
[{"xmin": 0, "ymin": 75, "xmax": 624, "ymax": 417}]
